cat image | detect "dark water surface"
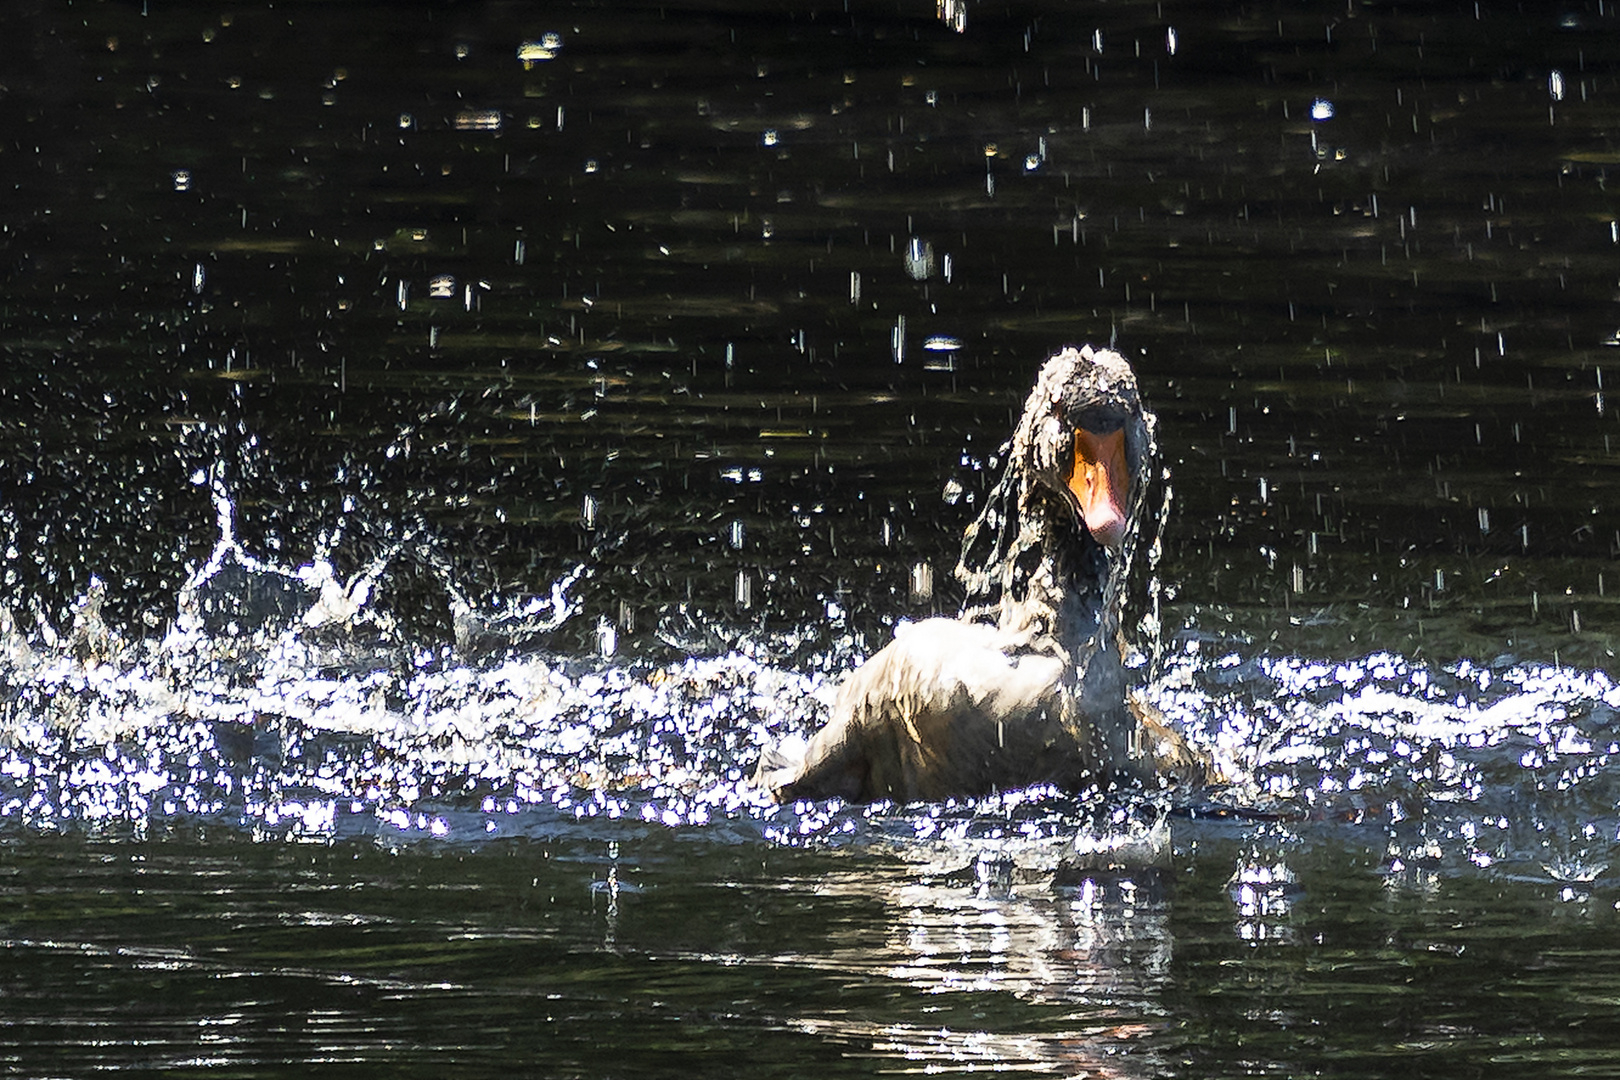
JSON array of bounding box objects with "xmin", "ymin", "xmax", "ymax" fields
[{"xmin": 4, "ymin": 0, "xmax": 1620, "ymax": 1075}]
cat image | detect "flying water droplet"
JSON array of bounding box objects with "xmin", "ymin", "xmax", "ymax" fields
[
  {"xmin": 454, "ymin": 109, "xmax": 502, "ymax": 131},
  {"xmin": 518, "ymin": 33, "xmax": 563, "ymax": 66},
  {"xmin": 903, "ymin": 238, "xmax": 935, "ymax": 279},
  {"xmin": 910, "ymin": 562, "xmax": 934, "ymax": 602}
]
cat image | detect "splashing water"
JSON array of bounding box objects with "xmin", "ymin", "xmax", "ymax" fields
[
  {"xmin": 1, "ymin": 476, "xmax": 1617, "ymax": 895},
  {"xmin": 1147, "ymin": 643, "xmax": 1620, "ymax": 887},
  {"xmin": 0, "ymin": 478, "xmax": 810, "ymax": 841}
]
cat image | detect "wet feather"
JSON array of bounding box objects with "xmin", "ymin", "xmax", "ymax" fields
[{"xmin": 757, "ymin": 345, "xmax": 1208, "ymax": 803}]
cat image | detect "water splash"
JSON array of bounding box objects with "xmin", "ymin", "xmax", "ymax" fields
[
  {"xmin": 2, "ymin": 472, "xmax": 1618, "ymax": 897},
  {"xmin": 1146, "ymin": 644, "xmax": 1620, "ymax": 881}
]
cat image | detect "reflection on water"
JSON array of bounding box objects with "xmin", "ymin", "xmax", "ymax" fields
[
  {"xmin": 787, "ymin": 868, "xmax": 1177, "ymax": 1074},
  {"xmin": 1229, "ymin": 849, "xmax": 1298, "ymax": 945}
]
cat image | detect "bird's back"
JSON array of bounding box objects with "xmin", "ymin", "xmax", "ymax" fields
[{"xmin": 762, "ymin": 619, "xmax": 1088, "ymax": 802}]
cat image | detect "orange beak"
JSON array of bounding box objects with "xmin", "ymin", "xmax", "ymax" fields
[{"xmin": 1067, "ymin": 428, "xmax": 1130, "ymax": 549}]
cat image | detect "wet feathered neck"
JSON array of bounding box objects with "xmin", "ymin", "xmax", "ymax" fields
[
  {"xmin": 953, "ymin": 346, "xmax": 1149, "ymax": 667},
  {"xmin": 956, "ymin": 462, "xmax": 1115, "ymax": 660}
]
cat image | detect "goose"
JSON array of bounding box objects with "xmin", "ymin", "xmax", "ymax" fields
[{"xmin": 756, "ymin": 345, "xmax": 1206, "ymax": 803}]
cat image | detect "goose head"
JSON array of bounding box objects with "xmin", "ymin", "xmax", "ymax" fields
[
  {"xmin": 1010, "ymin": 345, "xmax": 1151, "ymax": 553},
  {"xmin": 956, "ymin": 345, "xmax": 1156, "ymax": 643}
]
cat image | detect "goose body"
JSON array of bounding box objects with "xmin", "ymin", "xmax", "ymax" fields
[{"xmin": 757, "ymin": 345, "xmax": 1202, "ymax": 804}]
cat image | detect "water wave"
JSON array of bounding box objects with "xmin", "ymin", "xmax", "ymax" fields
[{"xmin": 1, "ymin": 483, "xmax": 1615, "ymax": 896}]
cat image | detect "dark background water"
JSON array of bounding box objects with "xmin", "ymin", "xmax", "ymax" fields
[{"xmin": 4, "ymin": 1, "xmax": 1620, "ymax": 1076}]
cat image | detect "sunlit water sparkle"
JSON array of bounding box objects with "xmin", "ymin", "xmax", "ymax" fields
[{"xmin": 1, "ymin": 485, "xmax": 1616, "ymax": 901}]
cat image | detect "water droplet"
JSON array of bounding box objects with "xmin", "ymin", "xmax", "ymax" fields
[
  {"xmin": 910, "ymin": 562, "xmax": 934, "ymax": 601},
  {"xmin": 454, "ymin": 109, "xmax": 502, "ymax": 131},
  {"xmin": 172, "ymin": 169, "xmax": 192, "ymax": 192},
  {"xmin": 518, "ymin": 34, "xmax": 563, "ymax": 66},
  {"xmin": 903, "ymin": 238, "xmax": 935, "ymax": 279},
  {"xmin": 1310, "ymin": 98, "xmax": 1335, "ymax": 121}
]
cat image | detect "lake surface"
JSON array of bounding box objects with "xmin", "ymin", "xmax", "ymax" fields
[{"xmin": 3, "ymin": 0, "xmax": 1620, "ymax": 1075}]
